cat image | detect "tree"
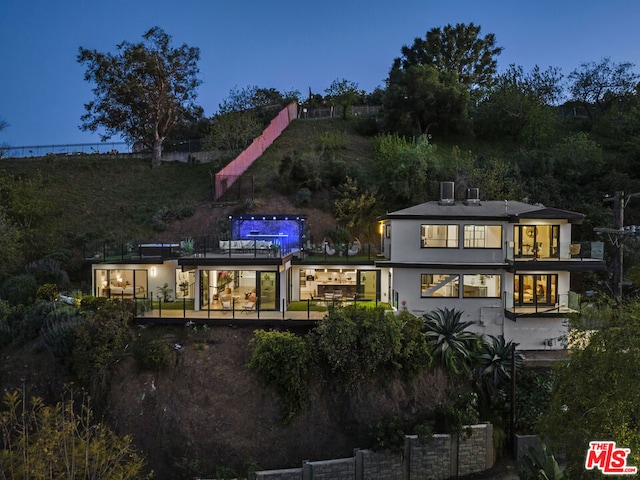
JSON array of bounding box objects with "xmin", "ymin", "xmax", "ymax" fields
[
  {"xmin": 333, "ymin": 176, "xmax": 378, "ymax": 237},
  {"xmin": 568, "ymin": 57, "xmax": 639, "ymax": 120},
  {"xmin": 78, "ymin": 26, "xmax": 202, "ymax": 168},
  {"xmin": 395, "ymin": 22, "xmax": 503, "ymax": 94},
  {"xmin": 324, "ymin": 78, "xmax": 362, "ymax": 120},
  {"xmin": 205, "ymin": 110, "xmax": 263, "ymax": 151},
  {"xmin": 0, "ymin": 387, "xmax": 146, "ymax": 479},
  {"xmin": 384, "ymin": 64, "xmax": 470, "ymax": 136},
  {"xmin": 541, "ymin": 300, "xmax": 640, "ymax": 478},
  {"xmin": 372, "ymin": 133, "xmax": 440, "ymax": 208},
  {"xmin": 474, "ymin": 64, "xmax": 564, "ymax": 147},
  {"xmin": 385, "ymin": 22, "xmax": 502, "ymax": 136},
  {"xmin": 205, "ymin": 85, "xmax": 299, "ymax": 153}
]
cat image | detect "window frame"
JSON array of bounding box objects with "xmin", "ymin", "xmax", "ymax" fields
[
  {"xmin": 463, "ymin": 225, "xmax": 503, "ymax": 249},
  {"xmin": 420, "ymin": 274, "xmax": 460, "ymax": 298},
  {"xmin": 462, "ymin": 274, "xmax": 501, "ymax": 298},
  {"xmin": 420, "ymin": 224, "xmax": 460, "ymax": 248}
]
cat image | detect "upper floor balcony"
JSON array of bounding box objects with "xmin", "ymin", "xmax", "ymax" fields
[{"xmin": 505, "ymin": 241, "xmax": 606, "ymax": 272}]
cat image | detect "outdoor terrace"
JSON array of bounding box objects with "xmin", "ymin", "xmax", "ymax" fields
[{"xmin": 85, "ymin": 237, "xmax": 383, "ymax": 264}]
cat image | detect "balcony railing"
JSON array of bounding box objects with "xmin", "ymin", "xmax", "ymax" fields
[
  {"xmin": 505, "ymin": 241, "xmax": 604, "ymax": 261},
  {"xmin": 85, "ymin": 236, "xmax": 381, "ymax": 263},
  {"xmin": 504, "ymin": 290, "xmax": 581, "ymax": 315}
]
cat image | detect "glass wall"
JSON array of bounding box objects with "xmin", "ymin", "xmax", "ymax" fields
[
  {"xmin": 298, "ymin": 268, "xmax": 378, "ymax": 301},
  {"xmin": 199, "ymin": 269, "xmax": 276, "ymax": 310},
  {"xmin": 94, "ymin": 268, "xmax": 148, "ymax": 299}
]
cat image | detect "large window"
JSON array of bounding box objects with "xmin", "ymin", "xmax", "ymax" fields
[
  {"xmin": 462, "ymin": 274, "xmax": 501, "ymax": 298},
  {"xmin": 514, "ymin": 225, "xmax": 560, "ymax": 258},
  {"xmin": 421, "ymin": 225, "xmax": 459, "ymax": 248},
  {"xmin": 421, "ymin": 274, "xmax": 459, "ymax": 297},
  {"xmin": 514, "ymin": 274, "xmax": 557, "ymax": 305},
  {"xmin": 464, "ymin": 225, "xmax": 502, "ymax": 248},
  {"xmin": 95, "ymin": 269, "xmax": 148, "ymax": 299}
]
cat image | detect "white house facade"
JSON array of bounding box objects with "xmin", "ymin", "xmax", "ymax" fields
[{"xmin": 376, "ymin": 182, "xmax": 606, "ymax": 352}]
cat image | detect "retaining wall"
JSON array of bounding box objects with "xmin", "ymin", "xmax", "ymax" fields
[{"xmin": 253, "ymin": 423, "xmax": 493, "ymax": 480}]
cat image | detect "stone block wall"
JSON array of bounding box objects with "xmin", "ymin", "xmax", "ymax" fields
[
  {"xmin": 303, "ymin": 457, "xmax": 355, "ymax": 480},
  {"xmin": 252, "ymin": 424, "xmax": 493, "ymax": 480},
  {"xmin": 254, "ymin": 467, "xmax": 302, "ymax": 480},
  {"xmin": 406, "ymin": 434, "xmax": 452, "ymax": 479},
  {"xmin": 357, "ymin": 449, "xmax": 404, "ymax": 480}
]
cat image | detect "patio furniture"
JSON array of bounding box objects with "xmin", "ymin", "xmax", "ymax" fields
[
  {"xmin": 322, "ymin": 239, "xmax": 336, "ymax": 256},
  {"xmin": 347, "ymin": 238, "xmax": 361, "ymax": 256}
]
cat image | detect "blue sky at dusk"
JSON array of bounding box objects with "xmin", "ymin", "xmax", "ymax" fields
[{"xmin": 1, "ymin": 0, "xmax": 639, "ymax": 147}]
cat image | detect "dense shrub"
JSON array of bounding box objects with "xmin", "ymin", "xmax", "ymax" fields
[
  {"xmin": 42, "ymin": 305, "xmax": 83, "ymax": 367},
  {"xmin": 175, "ymin": 203, "xmax": 196, "ymax": 219},
  {"xmin": 0, "ymin": 300, "xmax": 12, "ymax": 346},
  {"xmin": 134, "ymin": 336, "xmax": 172, "ymax": 372},
  {"xmin": 313, "ymin": 306, "xmax": 431, "ymax": 389},
  {"xmin": 11, "ymin": 300, "xmax": 53, "ymax": 346},
  {"xmin": 79, "ymin": 295, "xmax": 109, "ymax": 311},
  {"xmin": 151, "ymin": 207, "xmax": 172, "ymax": 231},
  {"xmin": 317, "ymin": 131, "xmax": 344, "ymax": 150},
  {"xmin": 0, "ymin": 274, "xmax": 38, "ymax": 306},
  {"xmin": 0, "ymin": 386, "xmax": 146, "ymax": 478},
  {"xmin": 72, "ymin": 301, "xmax": 133, "ymax": 405},
  {"xmin": 35, "ymin": 283, "xmax": 58, "ymax": 301},
  {"xmin": 294, "ymin": 187, "xmax": 312, "ymax": 207},
  {"xmin": 248, "ymin": 330, "xmax": 311, "ymax": 423},
  {"xmin": 25, "ymin": 258, "xmax": 70, "ymax": 286}
]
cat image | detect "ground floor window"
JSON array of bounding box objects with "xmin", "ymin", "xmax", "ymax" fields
[
  {"xmin": 94, "ymin": 269, "xmax": 148, "ymax": 299},
  {"xmin": 421, "ymin": 274, "xmax": 459, "ymax": 297},
  {"xmin": 199, "ymin": 269, "xmax": 277, "ymax": 310},
  {"xmin": 298, "ymin": 268, "xmax": 378, "ymax": 301},
  {"xmin": 514, "ymin": 274, "xmax": 557, "ymax": 305},
  {"xmin": 462, "ymin": 274, "xmax": 501, "ymax": 298}
]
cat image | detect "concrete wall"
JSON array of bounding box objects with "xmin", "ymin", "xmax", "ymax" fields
[{"xmin": 253, "ymin": 424, "xmax": 493, "ymax": 480}]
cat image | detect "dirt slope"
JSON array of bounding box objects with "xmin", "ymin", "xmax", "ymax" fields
[{"xmin": 107, "ymin": 325, "xmax": 446, "ymax": 478}]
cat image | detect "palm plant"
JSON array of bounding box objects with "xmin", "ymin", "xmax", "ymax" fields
[{"xmin": 422, "ymin": 307, "xmax": 479, "ymax": 375}]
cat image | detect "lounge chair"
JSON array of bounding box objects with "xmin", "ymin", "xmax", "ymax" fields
[
  {"xmin": 347, "ymin": 238, "xmax": 361, "ymax": 256},
  {"xmin": 322, "ymin": 240, "xmax": 336, "ymax": 256}
]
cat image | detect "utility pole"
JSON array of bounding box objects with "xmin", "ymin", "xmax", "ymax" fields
[{"xmin": 595, "ymin": 191, "xmax": 640, "ymax": 298}]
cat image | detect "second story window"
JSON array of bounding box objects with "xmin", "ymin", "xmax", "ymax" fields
[
  {"xmin": 464, "ymin": 225, "xmax": 502, "ymax": 248},
  {"xmin": 514, "ymin": 225, "xmax": 560, "ymax": 258},
  {"xmin": 421, "ymin": 225, "xmax": 459, "ymax": 248}
]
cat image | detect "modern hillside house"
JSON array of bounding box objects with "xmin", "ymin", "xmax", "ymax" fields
[
  {"xmin": 376, "ymin": 182, "xmax": 606, "ymax": 352},
  {"xmin": 89, "ymin": 183, "xmax": 605, "ymax": 354},
  {"xmin": 90, "ymin": 214, "xmax": 389, "ymax": 313}
]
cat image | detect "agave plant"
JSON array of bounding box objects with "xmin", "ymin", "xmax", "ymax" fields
[
  {"xmin": 478, "ymin": 334, "xmax": 524, "ymax": 391},
  {"xmin": 422, "ymin": 307, "xmax": 479, "ymax": 375}
]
